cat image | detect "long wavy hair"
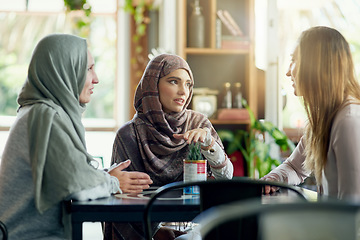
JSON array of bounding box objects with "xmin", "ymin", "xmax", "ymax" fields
[{"xmin": 295, "ymin": 26, "xmax": 360, "ymax": 183}]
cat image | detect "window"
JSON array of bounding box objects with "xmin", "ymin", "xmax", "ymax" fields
[
  {"xmin": 0, "ymin": 0, "xmax": 119, "ymax": 166},
  {"xmin": 277, "ymin": 0, "xmax": 360, "ymax": 129},
  {"xmin": 0, "ymin": 0, "xmax": 117, "ymax": 128}
]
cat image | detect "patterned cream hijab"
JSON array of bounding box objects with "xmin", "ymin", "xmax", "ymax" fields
[
  {"xmin": 17, "ymin": 34, "xmax": 107, "ymax": 213},
  {"xmin": 130, "ymin": 54, "xmax": 223, "ymax": 185}
]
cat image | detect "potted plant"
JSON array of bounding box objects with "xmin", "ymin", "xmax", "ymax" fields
[
  {"xmin": 218, "ymin": 99, "xmax": 295, "ymax": 179},
  {"xmin": 184, "ymin": 143, "xmax": 206, "ymax": 194}
]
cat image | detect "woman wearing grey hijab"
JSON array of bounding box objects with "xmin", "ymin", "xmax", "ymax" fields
[{"xmin": 0, "ymin": 33, "xmax": 152, "ymax": 239}]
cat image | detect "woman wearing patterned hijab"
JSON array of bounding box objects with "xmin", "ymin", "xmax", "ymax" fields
[
  {"xmin": 105, "ymin": 54, "xmax": 233, "ymax": 240},
  {"xmin": 0, "ymin": 34, "xmax": 152, "ymax": 239}
]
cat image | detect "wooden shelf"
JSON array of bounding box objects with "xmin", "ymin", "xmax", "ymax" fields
[
  {"xmin": 210, "ymin": 119, "xmax": 250, "ymax": 125},
  {"xmin": 177, "ymin": 0, "xmax": 256, "ymax": 129},
  {"xmin": 185, "ymin": 48, "xmax": 250, "ymax": 55}
]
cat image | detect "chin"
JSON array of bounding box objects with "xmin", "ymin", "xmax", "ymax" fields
[
  {"xmin": 80, "ymin": 99, "xmax": 91, "ymax": 104},
  {"xmin": 171, "ymin": 109, "xmax": 183, "ymax": 113}
]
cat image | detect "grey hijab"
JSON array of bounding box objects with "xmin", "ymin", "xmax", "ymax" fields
[{"xmin": 17, "ymin": 34, "xmax": 107, "ymax": 213}]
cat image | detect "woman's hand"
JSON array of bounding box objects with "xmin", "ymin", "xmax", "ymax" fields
[
  {"xmin": 261, "ymin": 175, "xmax": 279, "ymax": 195},
  {"xmin": 173, "ymin": 128, "xmax": 207, "ymax": 145},
  {"xmin": 173, "ymin": 127, "xmax": 214, "ymax": 151},
  {"xmin": 109, "ymin": 160, "xmax": 153, "ymax": 193}
]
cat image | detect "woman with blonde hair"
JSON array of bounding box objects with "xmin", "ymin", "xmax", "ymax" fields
[{"xmin": 262, "ymin": 26, "xmax": 360, "ymax": 200}]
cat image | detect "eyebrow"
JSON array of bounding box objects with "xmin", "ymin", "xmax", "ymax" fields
[
  {"xmin": 167, "ymin": 76, "xmax": 192, "ymax": 82},
  {"xmin": 167, "ymin": 76, "xmax": 181, "ymax": 80}
]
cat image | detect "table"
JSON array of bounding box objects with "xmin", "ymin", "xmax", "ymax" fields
[
  {"xmin": 68, "ymin": 186, "xmax": 316, "ymax": 239},
  {"xmin": 68, "ymin": 187, "xmax": 200, "ymax": 239}
]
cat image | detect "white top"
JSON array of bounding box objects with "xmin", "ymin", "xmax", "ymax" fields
[{"xmin": 200, "ymin": 127, "xmax": 234, "ymax": 179}]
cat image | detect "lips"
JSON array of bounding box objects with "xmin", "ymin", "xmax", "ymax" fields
[{"xmin": 174, "ymin": 98, "xmax": 185, "ymax": 105}]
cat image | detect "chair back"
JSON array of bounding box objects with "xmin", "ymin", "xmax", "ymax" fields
[
  {"xmin": 0, "ymin": 221, "xmax": 8, "ymax": 240},
  {"xmin": 194, "ymin": 199, "xmax": 360, "ymax": 240},
  {"xmin": 199, "ymin": 179, "xmax": 262, "ymax": 211},
  {"xmin": 143, "ymin": 178, "xmax": 307, "ymax": 240}
]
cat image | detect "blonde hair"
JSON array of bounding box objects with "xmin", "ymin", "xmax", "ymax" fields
[{"xmin": 295, "ymin": 26, "xmax": 360, "ymax": 183}]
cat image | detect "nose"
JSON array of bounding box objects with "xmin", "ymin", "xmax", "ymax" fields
[
  {"xmin": 178, "ymin": 83, "xmax": 187, "ymax": 95},
  {"xmin": 286, "ymin": 64, "xmax": 292, "ymax": 77},
  {"xmin": 92, "ymin": 72, "xmax": 99, "ymax": 84}
]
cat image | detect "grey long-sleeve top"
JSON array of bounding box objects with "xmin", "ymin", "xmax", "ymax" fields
[
  {"xmin": 263, "ymin": 103, "xmax": 360, "ymax": 201},
  {"xmin": 0, "ymin": 106, "xmax": 119, "ymax": 240}
]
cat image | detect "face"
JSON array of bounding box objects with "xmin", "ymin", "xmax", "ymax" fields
[
  {"xmin": 158, "ymin": 69, "xmax": 192, "ymax": 113},
  {"xmin": 79, "ymin": 50, "xmax": 99, "ymax": 104},
  {"xmin": 286, "ymin": 47, "xmax": 298, "ymax": 96}
]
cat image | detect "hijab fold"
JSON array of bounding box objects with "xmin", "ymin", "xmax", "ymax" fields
[{"xmin": 17, "ymin": 34, "xmax": 107, "ymax": 214}]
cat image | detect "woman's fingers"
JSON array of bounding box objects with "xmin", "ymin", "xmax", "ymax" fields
[
  {"xmin": 173, "ymin": 133, "xmax": 184, "ymax": 139},
  {"xmin": 119, "ymin": 172, "xmax": 153, "ymax": 193},
  {"xmin": 115, "ymin": 159, "xmax": 131, "ymax": 170},
  {"xmin": 263, "ymin": 185, "xmax": 279, "ymax": 194},
  {"xmin": 172, "ymin": 129, "xmax": 207, "ymax": 144}
]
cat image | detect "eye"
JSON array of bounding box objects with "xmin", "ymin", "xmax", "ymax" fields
[
  {"xmin": 169, "ymin": 79, "xmax": 177, "ymax": 84},
  {"xmin": 186, "ymin": 82, "xmax": 192, "ymax": 88},
  {"xmin": 87, "ymin": 65, "xmax": 94, "ymax": 71}
]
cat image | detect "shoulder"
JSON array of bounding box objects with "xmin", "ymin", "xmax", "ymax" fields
[
  {"xmin": 14, "ymin": 106, "xmax": 32, "ymax": 124},
  {"xmin": 114, "ymin": 120, "xmax": 137, "ymax": 146},
  {"xmin": 334, "ymin": 103, "xmax": 360, "ymax": 126},
  {"xmin": 116, "ymin": 120, "xmax": 135, "ymax": 135},
  {"xmin": 186, "ymin": 109, "xmax": 211, "ymax": 124},
  {"xmin": 332, "ymin": 103, "xmax": 360, "ymax": 136}
]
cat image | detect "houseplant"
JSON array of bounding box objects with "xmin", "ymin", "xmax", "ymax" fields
[
  {"xmin": 184, "ymin": 142, "xmax": 206, "ymax": 194},
  {"xmin": 218, "ymin": 99, "xmax": 295, "ymax": 179},
  {"xmin": 123, "ymin": 0, "xmax": 156, "ymax": 54},
  {"xmin": 63, "ymin": 0, "xmax": 92, "ymax": 37}
]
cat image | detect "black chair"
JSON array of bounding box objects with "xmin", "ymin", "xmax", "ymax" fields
[
  {"xmin": 193, "ymin": 199, "xmax": 360, "ymax": 240},
  {"xmin": 143, "ymin": 178, "xmax": 308, "ymax": 240},
  {"xmin": 0, "ymin": 221, "xmax": 8, "ymax": 240}
]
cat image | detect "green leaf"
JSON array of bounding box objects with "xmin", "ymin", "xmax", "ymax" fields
[
  {"xmin": 136, "ymin": 23, "xmax": 146, "ymax": 35},
  {"xmin": 271, "ymin": 128, "xmax": 286, "ymax": 140},
  {"xmin": 254, "ymin": 141, "xmax": 270, "ymax": 163},
  {"xmin": 187, "ymin": 143, "xmax": 203, "ymax": 160},
  {"xmin": 261, "ymin": 121, "xmax": 275, "ymax": 132},
  {"xmin": 218, "ymin": 130, "xmax": 234, "ymax": 142},
  {"xmin": 135, "ymin": 45, "xmax": 143, "ymax": 53}
]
